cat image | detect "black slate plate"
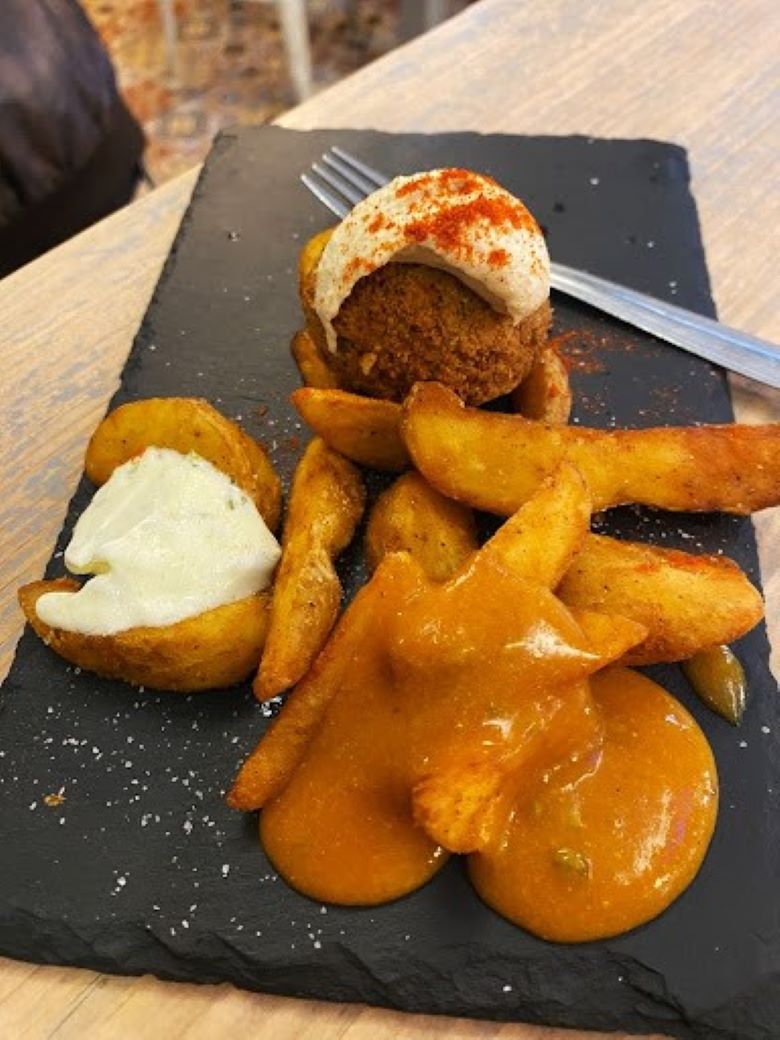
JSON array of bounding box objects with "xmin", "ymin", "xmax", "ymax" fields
[{"xmin": 1, "ymin": 128, "xmax": 778, "ymax": 1040}]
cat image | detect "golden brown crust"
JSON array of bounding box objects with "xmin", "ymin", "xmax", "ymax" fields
[
  {"xmin": 18, "ymin": 578, "xmax": 270, "ymax": 692},
  {"xmin": 253, "ymin": 438, "xmax": 365, "ymax": 702},
  {"xmin": 299, "ymin": 230, "xmax": 550, "ymax": 405},
  {"xmin": 512, "ymin": 336, "xmax": 572, "ymax": 424},
  {"xmin": 85, "ymin": 397, "xmax": 282, "ymax": 532}
]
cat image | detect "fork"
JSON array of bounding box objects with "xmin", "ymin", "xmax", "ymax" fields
[{"xmin": 301, "ymin": 147, "xmax": 780, "ymax": 390}]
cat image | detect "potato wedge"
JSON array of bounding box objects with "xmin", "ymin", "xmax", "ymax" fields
[
  {"xmin": 19, "ymin": 579, "xmax": 270, "ymax": 692},
  {"xmin": 291, "ymin": 328, "xmax": 339, "ymax": 389},
  {"xmin": 403, "ymin": 381, "xmax": 780, "ymax": 515},
  {"xmin": 468, "ymin": 462, "xmax": 590, "ymax": 587},
  {"xmin": 365, "ymin": 472, "xmax": 477, "ymax": 581},
  {"xmin": 558, "ymin": 534, "xmax": 764, "ymax": 664},
  {"xmin": 512, "ymin": 337, "xmax": 572, "ymax": 424},
  {"xmin": 298, "ymin": 228, "xmax": 335, "ymax": 350},
  {"xmin": 408, "ymin": 606, "xmax": 646, "ymax": 854},
  {"xmin": 411, "ymin": 605, "xmax": 650, "ymax": 856},
  {"xmin": 229, "ymin": 555, "xmax": 403, "ymax": 811},
  {"xmin": 404, "ymin": 469, "xmax": 644, "ymax": 855},
  {"xmin": 292, "ymin": 387, "xmax": 408, "ymax": 471},
  {"xmin": 85, "ymin": 397, "xmax": 282, "ymax": 531},
  {"xmin": 254, "ymin": 437, "xmax": 365, "ymax": 701}
]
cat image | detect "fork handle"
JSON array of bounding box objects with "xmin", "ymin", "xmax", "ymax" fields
[{"xmin": 550, "ymin": 261, "xmax": 780, "ymax": 389}]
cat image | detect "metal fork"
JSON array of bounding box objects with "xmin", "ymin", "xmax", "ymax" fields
[{"xmin": 301, "ymin": 147, "xmax": 780, "ymax": 390}]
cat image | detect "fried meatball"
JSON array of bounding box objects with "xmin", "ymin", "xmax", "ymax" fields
[{"xmin": 298, "ymin": 231, "xmax": 551, "ymax": 405}]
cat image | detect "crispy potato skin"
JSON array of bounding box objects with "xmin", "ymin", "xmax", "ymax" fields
[
  {"xmin": 512, "ymin": 337, "xmax": 572, "ymax": 424},
  {"xmin": 473, "ymin": 463, "xmax": 591, "ymax": 587},
  {"xmin": 298, "ymin": 227, "xmax": 334, "ymax": 332},
  {"xmin": 403, "ymin": 381, "xmax": 780, "ymax": 515},
  {"xmin": 365, "ymin": 472, "xmax": 477, "ymax": 582},
  {"xmin": 291, "ymin": 328, "xmax": 340, "ymax": 389},
  {"xmin": 254, "ymin": 437, "xmax": 365, "ymax": 702},
  {"xmin": 229, "ymin": 555, "xmax": 398, "ymax": 811},
  {"xmin": 19, "ymin": 579, "xmax": 270, "ymax": 692},
  {"xmin": 85, "ymin": 397, "xmax": 282, "ymax": 531},
  {"xmin": 291, "ymin": 387, "xmax": 408, "ymax": 471},
  {"xmin": 558, "ymin": 534, "xmax": 764, "ymax": 664},
  {"xmin": 299, "ymin": 227, "xmax": 551, "ymax": 405}
]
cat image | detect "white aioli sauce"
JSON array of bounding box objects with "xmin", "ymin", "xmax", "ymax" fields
[
  {"xmin": 314, "ymin": 168, "xmax": 550, "ymax": 353},
  {"xmin": 36, "ymin": 447, "xmax": 281, "ymax": 635}
]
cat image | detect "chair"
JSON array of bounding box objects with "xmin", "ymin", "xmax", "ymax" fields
[{"xmin": 157, "ymin": 0, "xmax": 313, "ymax": 102}]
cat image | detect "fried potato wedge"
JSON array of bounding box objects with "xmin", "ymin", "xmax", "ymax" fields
[
  {"xmin": 229, "ymin": 556, "xmax": 399, "ymax": 810},
  {"xmin": 291, "ymin": 328, "xmax": 340, "ymax": 389},
  {"xmin": 254, "ymin": 437, "xmax": 365, "ymax": 701},
  {"xmin": 299, "ymin": 226, "xmax": 333, "ymax": 280},
  {"xmin": 292, "ymin": 387, "xmax": 408, "ymax": 471},
  {"xmin": 365, "ymin": 472, "xmax": 477, "ymax": 581},
  {"xmin": 19, "ymin": 579, "xmax": 270, "ymax": 692},
  {"xmin": 299, "ymin": 228, "xmax": 335, "ymax": 350},
  {"xmin": 85, "ymin": 397, "xmax": 282, "ymax": 530},
  {"xmin": 512, "ymin": 337, "xmax": 572, "ymax": 424},
  {"xmin": 410, "ymin": 609, "xmax": 646, "ymax": 854},
  {"xmin": 558, "ymin": 534, "xmax": 764, "ymax": 664},
  {"xmin": 403, "ymin": 382, "xmax": 780, "ymax": 515},
  {"xmin": 407, "ymin": 469, "xmax": 644, "ymax": 855},
  {"xmin": 470, "ymin": 463, "xmax": 590, "ymax": 587}
]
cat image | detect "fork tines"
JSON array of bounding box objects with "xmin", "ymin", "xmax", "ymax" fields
[{"xmin": 301, "ymin": 147, "xmax": 390, "ymax": 219}]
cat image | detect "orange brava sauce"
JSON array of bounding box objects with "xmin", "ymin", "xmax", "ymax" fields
[
  {"xmin": 261, "ymin": 555, "xmax": 718, "ymax": 940},
  {"xmin": 469, "ymin": 667, "xmax": 718, "ymax": 941}
]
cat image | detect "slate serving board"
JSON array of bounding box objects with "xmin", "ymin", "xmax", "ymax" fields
[{"xmin": 1, "ymin": 128, "xmax": 778, "ymax": 1040}]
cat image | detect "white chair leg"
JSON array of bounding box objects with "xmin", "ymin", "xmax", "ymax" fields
[
  {"xmin": 157, "ymin": 0, "xmax": 179, "ymax": 78},
  {"xmin": 424, "ymin": 0, "xmax": 449, "ymax": 30},
  {"xmin": 276, "ymin": 0, "xmax": 313, "ymax": 101}
]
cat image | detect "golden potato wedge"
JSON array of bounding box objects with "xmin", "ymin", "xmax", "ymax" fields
[
  {"xmin": 85, "ymin": 397, "xmax": 282, "ymax": 531},
  {"xmin": 292, "ymin": 387, "xmax": 408, "ymax": 471},
  {"xmin": 512, "ymin": 337, "xmax": 572, "ymax": 424},
  {"xmin": 19, "ymin": 578, "xmax": 270, "ymax": 692},
  {"xmin": 298, "ymin": 228, "xmax": 335, "ymax": 349},
  {"xmin": 298, "ymin": 227, "xmax": 334, "ymax": 282},
  {"xmin": 254, "ymin": 437, "xmax": 365, "ymax": 701},
  {"xmin": 558, "ymin": 534, "xmax": 764, "ymax": 664},
  {"xmin": 567, "ymin": 608, "xmax": 649, "ymax": 665},
  {"xmin": 402, "ymin": 381, "xmax": 780, "ymax": 515},
  {"xmin": 408, "ymin": 600, "xmax": 647, "ymax": 854},
  {"xmin": 291, "ymin": 328, "xmax": 339, "ymax": 389},
  {"xmin": 229, "ymin": 555, "xmax": 403, "ymax": 811},
  {"xmin": 408, "ymin": 613, "xmax": 646, "ymax": 854},
  {"xmin": 365, "ymin": 472, "xmax": 477, "ymax": 582},
  {"xmin": 469, "ymin": 463, "xmax": 590, "ymax": 587},
  {"xmin": 366, "ymin": 464, "xmax": 590, "ymax": 591},
  {"xmin": 403, "ymin": 469, "xmax": 643, "ymax": 855}
]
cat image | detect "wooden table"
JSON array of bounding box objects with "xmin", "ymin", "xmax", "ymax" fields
[{"xmin": 1, "ymin": 0, "xmax": 778, "ymax": 1035}]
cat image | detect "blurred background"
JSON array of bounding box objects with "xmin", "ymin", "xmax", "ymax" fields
[
  {"xmin": 84, "ymin": 0, "xmax": 471, "ymax": 185},
  {"xmin": 0, "ymin": 0, "xmax": 471, "ymax": 276}
]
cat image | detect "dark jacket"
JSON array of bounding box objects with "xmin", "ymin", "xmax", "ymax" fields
[{"xmin": 0, "ymin": 0, "xmax": 144, "ymax": 276}]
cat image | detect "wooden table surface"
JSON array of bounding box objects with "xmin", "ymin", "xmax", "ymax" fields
[{"xmin": 1, "ymin": 0, "xmax": 779, "ymax": 1036}]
